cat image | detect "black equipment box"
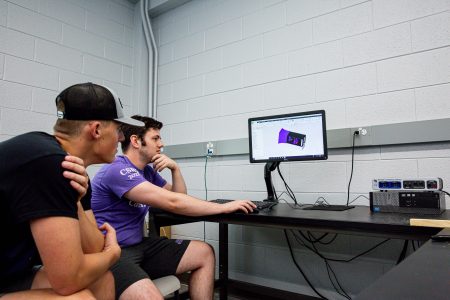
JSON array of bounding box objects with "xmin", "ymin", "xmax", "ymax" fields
[{"xmin": 370, "ymin": 191, "xmax": 445, "ymax": 215}]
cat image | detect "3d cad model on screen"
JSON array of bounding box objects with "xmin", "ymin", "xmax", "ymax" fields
[{"xmin": 278, "ymin": 128, "xmax": 306, "ymax": 148}]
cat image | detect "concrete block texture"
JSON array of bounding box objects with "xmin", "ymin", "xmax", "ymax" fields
[
  {"xmin": 8, "ymin": 2, "xmax": 62, "ymax": 43},
  {"xmin": 158, "ymin": 43, "xmax": 173, "ymax": 66},
  {"xmin": 243, "ymin": 2, "xmax": 286, "ymax": 38},
  {"xmin": 345, "ymin": 89, "xmax": 416, "ymax": 127},
  {"xmin": 0, "ymin": 27, "xmax": 35, "ymax": 60},
  {"xmin": 223, "ymin": 36, "xmax": 263, "ymax": 68},
  {"xmin": 221, "ymin": 85, "xmax": 264, "ymax": 116},
  {"xmin": 0, "ymin": 0, "xmax": 7, "ymax": 26},
  {"xmin": 172, "ymin": 31, "xmax": 204, "ymax": 61},
  {"xmin": 38, "ymin": 0, "xmax": 86, "ymax": 29},
  {"xmin": 205, "ymin": 18, "xmax": 242, "ymax": 50},
  {"xmin": 8, "ymin": 0, "xmax": 38, "ymax": 11},
  {"xmin": 86, "ymin": 10, "xmax": 124, "ymax": 44},
  {"xmin": 0, "ymin": 81, "xmax": 32, "ymax": 110},
  {"xmin": 104, "ymin": 40, "xmax": 133, "ymax": 66},
  {"xmin": 3, "ymin": 0, "xmax": 450, "ymax": 297},
  {"xmin": 4, "ymin": 55, "xmax": 59, "ymax": 90},
  {"xmin": 1, "ymin": 0, "xmax": 141, "ymax": 144},
  {"xmin": 377, "ymin": 47, "xmax": 450, "ymax": 92},
  {"xmin": 153, "ymin": 0, "xmax": 449, "ymax": 149},
  {"xmin": 159, "ymin": 17, "xmax": 189, "ymax": 46},
  {"xmin": 156, "ymin": 82, "xmax": 172, "ymax": 105},
  {"xmin": 59, "ymin": 70, "xmax": 100, "ymax": 91},
  {"xmin": 158, "ymin": 59, "xmax": 187, "ymax": 84},
  {"xmin": 0, "ymin": 107, "xmax": 55, "ymax": 135},
  {"xmin": 342, "ymin": 23, "xmax": 411, "ymax": 66},
  {"xmin": 32, "ymin": 88, "xmax": 57, "ymax": 114},
  {"xmin": 286, "ymin": 0, "xmax": 340, "ymax": 24},
  {"xmin": 62, "ymin": 24, "xmax": 105, "ymax": 57},
  {"xmin": 265, "ymin": 21, "xmax": 313, "ymax": 59},
  {"xmin": 122, "ymin": 65, "xmax": 132, "ymax": 86},
  {"xmin": 188, "ymin": 4, "xmax": 222, "ymax": 35},
  {"xmin": 288, "ymin": 40, "xmax": 343, "ymax": 77},
  {"xmin": 415, "ymin": 83, "xmax": 450, "ymax": 121},
  {"xmin": 0, "ymin": 54, "xmax": 4, "ymax": 79},
  {"xmin": 187, "ymin": 48, "xmax": 222, "ymax": 77},
  {"xmin": 108, "ymin": 1, "xmax": 134, "ymax": 29},
  {"xmin": 411, "ymin": 11, "xmax": 450, "ymax": 52},
  {"xmin": 373, "ymin": 0, "xmax": 450, "ymax": 29},
  {"xmin": 243, "ymin": 54, "xmax": 288, "ymax": 86},
  {"xmin": 35, "ymin": 39, "xmax": 83, "ymax": 72},
  {"xmin": 313, "ymin": 2, "xmax": 372, "ymax": 44},
  {"xmin": 316, "ymin": 63, "xmax": 377, "ymax": 101},
  {"xmin": 172, "ymin": 75, "xmax": 203, "ymax": 102},
  {"xmin": 156, "ymin": 101, "xmax": 188, "ymax": 125},
  {"xmin": 168, "ymin": 120, "xmax": 203, "ymax": 145},
  {"xmin": 186, "ymin": 94, "xmax": 222, "ymax": 121},
  {"xmin": 83, "ymin": 54, "xmax": 122, "ymax": 83},
  {"xmin": 204, "ymin": 65, "xmax": 242, "ymax": 94}
]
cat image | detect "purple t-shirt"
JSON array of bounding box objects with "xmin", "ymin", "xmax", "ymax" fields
[{"xmin": 91, "ymin": 155, "xmax": 167, "ymax": 246}]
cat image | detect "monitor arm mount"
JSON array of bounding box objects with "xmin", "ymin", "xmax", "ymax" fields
[{"xmin": 264, "ymin": 161, "xmax": 280, "ymax": 202}]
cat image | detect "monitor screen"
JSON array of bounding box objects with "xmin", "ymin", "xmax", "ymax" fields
[{"xmin": 248, "ymin": 110, "xmax": 328, "ymax": 163}]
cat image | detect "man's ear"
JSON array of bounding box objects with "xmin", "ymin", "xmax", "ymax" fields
[
  {"xmin": 130, "ymin": 135, "xmax": 140, "ymax": 148},
  {"xmin": 87, "ymin": 121, "xmax": 101, "ymax": 139}
]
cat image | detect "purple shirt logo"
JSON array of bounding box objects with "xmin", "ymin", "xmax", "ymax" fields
[{"xmin": 120, "ymin": 167, "xmax": 140, "ymax": 180}]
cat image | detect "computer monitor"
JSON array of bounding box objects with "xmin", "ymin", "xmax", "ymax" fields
[
  {"xmin": 248, "ymin": 110, "xmax": 354, "ymax": 211},
  {"xmin": 248, "ymin": 110, "xmax": 328, "ymax": 163},
  {"xmin": 248, "ymin": 110, "xmax": 328, "ymax": 202}
]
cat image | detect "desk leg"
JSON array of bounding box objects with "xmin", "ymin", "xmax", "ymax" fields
[{"xmin": 219, "ymin": 223, "xmax": 228, "ymax": 300}]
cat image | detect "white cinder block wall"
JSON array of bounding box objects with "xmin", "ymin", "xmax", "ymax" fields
[
  {"xmin": 0, "ymin": 0, "xmax": 148, "ymax": 147},
  {"xmin": 152, "ymin": 0, "xmax": 450, "ymax": 298}
]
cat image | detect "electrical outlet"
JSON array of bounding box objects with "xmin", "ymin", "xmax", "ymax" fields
[
  {"xmin": 206, "ymin": 142, "xmax": 214, "ymax": 156},
  {"xmin": 357, "ymin": 127, "xmax": 368, "ymax": 136}
]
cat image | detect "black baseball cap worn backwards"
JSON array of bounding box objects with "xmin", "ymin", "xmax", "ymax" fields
[{"xmin": 56, "ymin": 82, "xmax": 144, "ymax": 127}]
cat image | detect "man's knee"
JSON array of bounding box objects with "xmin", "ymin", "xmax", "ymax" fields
[
  {"xmin": 119, "ymin": 278, "xmax": 163, "ymax": 300},
  {"xmin": 192, "ymin": 241, "xmax": 215, "ymax": 269},
  {"xmin": 200, "ymin": 242, "xmax": 215, "ymax": 262}
]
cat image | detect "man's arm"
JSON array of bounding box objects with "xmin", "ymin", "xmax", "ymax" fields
[
  {"xmin": 31, "ymin": 217, "xmax": 120, "ymax": 296},
  {"xmin": 77, "ymin": 205, "xmax": 105, "ymax": 253},
  {"xmin": 125, "ymin": 181, "xmax": 255, "ymax": 216},
  {"xmin": 62, "ymin": 155, "xmax": 104, "ymax": 253},
  {"xmin": 152, "ymin": 154, "xmax": 187, "ymax": 193}
]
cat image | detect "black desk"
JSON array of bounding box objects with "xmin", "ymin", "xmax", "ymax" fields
[
  {"xmin": 153, "ymin": 204, "xmax": 450, "ymax": 299},
  {"xmin": 356, "ymin": 227, "xmax": 450, "ymax": 300}
]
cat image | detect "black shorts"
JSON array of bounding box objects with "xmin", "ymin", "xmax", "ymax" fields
[
  {"xmin": 111, "ymin": 236, "xmax": 190, "ymax": 298},
  {"xmin": 0, "ymin": 266, "xmax": 42, "ymax": 295}
]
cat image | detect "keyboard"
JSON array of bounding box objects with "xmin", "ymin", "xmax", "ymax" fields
[
  {"xmin": 210, "ymin": 199, "xmax": 277, "ymax": 212},
  {"xmin": 303, "ymin": 205, "xmax": 355, "ymax": 211}
]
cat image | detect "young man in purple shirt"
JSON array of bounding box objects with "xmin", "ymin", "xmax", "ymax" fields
[{"xmin": 91, "ymin": 115, "xmax": 256, "ymax": 300}]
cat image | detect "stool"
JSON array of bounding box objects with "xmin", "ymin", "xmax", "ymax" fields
[{"xmin": 153, "ymin": 275, "xmax": 180, "ymax": 299}]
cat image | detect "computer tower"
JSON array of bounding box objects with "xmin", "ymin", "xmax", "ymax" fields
[{"xmin": 370, "ymin": 191, "xmax": 445, "ymax": 215}]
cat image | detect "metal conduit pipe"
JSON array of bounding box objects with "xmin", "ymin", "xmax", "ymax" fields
[{"xmin": 140, "ymin": 0, "xmax": 158, "ymax": 118}]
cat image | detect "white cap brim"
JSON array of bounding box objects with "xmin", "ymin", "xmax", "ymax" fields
[{"xmin": 115, "ymin": 116, "xmax": 145, "ymax": 127}]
